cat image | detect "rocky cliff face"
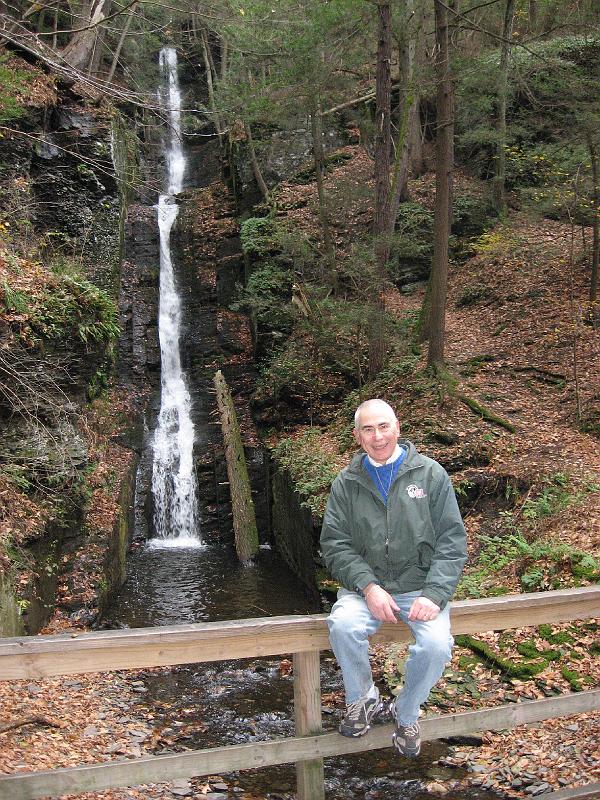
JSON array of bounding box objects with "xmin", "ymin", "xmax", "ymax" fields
[{"xmin": 0, "ymin": 58, "xmax": 136, "ymax": 634}]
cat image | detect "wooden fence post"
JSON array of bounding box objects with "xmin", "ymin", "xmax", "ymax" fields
[{"xmin": 294, "ymin": 650, "xmax": 325, "ymax": 800}]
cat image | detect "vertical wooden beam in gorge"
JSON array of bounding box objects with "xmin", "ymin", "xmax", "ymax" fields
[{"xmin": 213, "ymin": 370, "xmax": 259, "ymax": 563}]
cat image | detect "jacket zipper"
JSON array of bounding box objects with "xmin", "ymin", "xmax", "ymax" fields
[
  {"xmin": 350, "ymin": 459, "xmax": 420, "ymax": 573},
  {"xmin": 385, "ymin": 502, "xmax": 390, "ymax": 563}
]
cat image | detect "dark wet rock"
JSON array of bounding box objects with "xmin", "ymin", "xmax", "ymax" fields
[
  {"xmin": 525, "ymin": 784, "xmax": 552, "ymax": 796},
  {"xmin": 231, "ymin": 123, "xmax": 347, "ymax": 199},
  {"xmin": 443, "ymin": 735, "xmax": 485, "ymax": 746},
  {"xmin": 53, "ymin": 108, "xmax": 96, "ymax": 136}
]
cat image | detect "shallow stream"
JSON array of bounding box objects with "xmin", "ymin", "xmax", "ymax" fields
[{"xmin": 105, "ymin": 542, "xmax": 503, "ymax": 800}]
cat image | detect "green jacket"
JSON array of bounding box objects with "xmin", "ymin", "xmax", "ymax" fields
[{"xmin": 320, "ymin": 441, "xmax": 467, "ymax": 609}]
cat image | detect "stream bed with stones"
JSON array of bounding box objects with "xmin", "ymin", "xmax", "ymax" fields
[{"xmin": 104, "ymin": 541, "xmax": 505, "ymax": 800}]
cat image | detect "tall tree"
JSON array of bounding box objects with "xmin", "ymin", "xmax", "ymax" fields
[
  {"xmin": 369, "ymin": 0, "xmax": 393, "ymax": 378},
  {"xmin": 62, "ymin": 0, "xmax": 112, "ymax": 72},
  {"xmin": 107, "ymin": 0, "xmax": 137, "ymax": 83},
  {"xmin": 310, "ymin": 95, "xmax": 337, "ymax": 289},
  {"xmin": 427, "ymin": 0, "xmax": 453, "ymax": 370},
  {"xmin": 390, "ymin": 0, "xmax": 424, "ymax": 212},
  {"xmin": 492, "ymin": 0, "xmax": 515, "ymax": 214},
  {"xmin": 586, "ymin": 131, "xmax": 599, "ymax": 303}
]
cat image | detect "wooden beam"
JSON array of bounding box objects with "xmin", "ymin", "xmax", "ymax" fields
[
  {"xmin": 1, "ymin": 690, "xmax": 598, "ymax": 799},
  {"xmin": 544, "ymin": 785, "xmax": 600, "ymax": 800},
  {"xmin": 294, "ymin": 650, "xmax": 324, "ymax": 800},
  {"xmin": 0, "ymin": 587, "xmax": 598, "ymax": 679}
]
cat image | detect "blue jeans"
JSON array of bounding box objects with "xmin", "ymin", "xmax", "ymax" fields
[{"xmin": 326, "ymin": 588, "xmax": 453, "ymax": 726}]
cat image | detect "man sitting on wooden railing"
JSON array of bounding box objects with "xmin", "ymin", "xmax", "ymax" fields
[{"xmin": 321, "ymin": 398, "xmax": 468, "ymax": 758}]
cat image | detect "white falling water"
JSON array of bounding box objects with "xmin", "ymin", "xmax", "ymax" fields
[{"xmin": 150, "ymin": 47, "xmax": 201, "ymax": 547}]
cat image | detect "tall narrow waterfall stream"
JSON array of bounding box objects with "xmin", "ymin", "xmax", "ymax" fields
[{"xmin": 151, "ymin": 47, "xmax": 199, "ymax": 545}]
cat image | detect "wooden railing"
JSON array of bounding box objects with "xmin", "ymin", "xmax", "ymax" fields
[{"xmin": 0, "ymin": 586, "xmax": 599, "ymax": 800}]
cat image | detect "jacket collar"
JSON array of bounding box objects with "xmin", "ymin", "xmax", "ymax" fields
[{"xmin": 344, "ymin": 439, "xmax": 424, "ymax": 487}]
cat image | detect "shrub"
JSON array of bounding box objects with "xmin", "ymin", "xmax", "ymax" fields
[
  {"xmin": 240, "ymin": 216, "xmax": 279, "ymax": 257},
  {"xmin": 33, "ymin": 274, "xmax": 120, "ymax": 346},
  {"xmin": 455, "ymin": 284, "xmax": 493, "ymax": 308},
  {"xmin": 0, "ymin": 56, "xmax": 32, "ymax": 123},
  {"xmin": 231, "ymin": 260, "xmax": 294, "ymax": 337},
  {"xmin": 451, "ymin": 194, "xmax": 497, "ymax": 237},
  {"xmin": 272, "ymin": 428, "xmax": 341, "ymax": 515}
]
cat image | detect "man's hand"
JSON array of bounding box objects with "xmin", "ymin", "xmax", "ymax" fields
[
  {"xmin": 408, "ymin": 596, "xmax": 440, "ymax": 622},
  {"xmin": 363, "ymin": 584, "xmax": 401, "ymax": 623}
]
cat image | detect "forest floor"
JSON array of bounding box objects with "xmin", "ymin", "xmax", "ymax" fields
[{"xmin": 1, "ymin": 148, "xmax": 599, "ymax": 799}]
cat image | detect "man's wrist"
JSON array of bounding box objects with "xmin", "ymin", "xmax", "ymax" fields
[{"xmin": 362, "ymin": 582, "xmax": 379, "ymax": 598}]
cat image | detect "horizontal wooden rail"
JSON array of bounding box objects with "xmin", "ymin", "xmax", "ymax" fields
[
  {"xmin": 1, "ymin": 587, "xmax": 598, "ymax": 800},
  {"xmin": 0, "ymin": 586, "xmax": 598, "ymax": 680},
  {"xmin": 545, "ymin": 785, "xmax": 600, "ymax": 800},
  {"xmin": 2, "ymin": 690, "xmax": 599, "ymax": 799}
]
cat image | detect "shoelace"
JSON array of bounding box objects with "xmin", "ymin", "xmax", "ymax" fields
[
  {"xmin": 401, "ymin": 721, "xmax": 420, "ymax": 737},
  {"xmin": 345, "ymin": 698, "xmax": 367, "ymax": 721},
  {"xmin": 346, "ymin": 700, "xmax": 364, "ymax": 720}
]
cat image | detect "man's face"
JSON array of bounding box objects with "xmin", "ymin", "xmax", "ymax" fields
[{"xmin": 353, "ymin": 404, "xmax": 400, "ymax": 464}]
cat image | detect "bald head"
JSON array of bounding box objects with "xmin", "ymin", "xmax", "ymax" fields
[
  {"xmin": 354, "ymin": 399, "xmax": 397, "ymax": 429},
  {"xmin": 353, "ymin": 399, "xmax": 400, "ymax": 463}
]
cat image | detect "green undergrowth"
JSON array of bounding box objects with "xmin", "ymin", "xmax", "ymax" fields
[
  {"xmin": 1, "ymin": 269, "xmax": 120, "ymax": 349},
  {"xmin": 454, "ymin": 626, "xmax": 595, "ymax": 689},
  {"xmin": 34, "ymin": 274, "xmax": 120, "ymax": 346},
  {"xmin": 455, "ymin": 634, "xmax": 549, "ymax": 679},
  {"xmin": 457, "ymin": 472, "xmax": 600, "ymax": 599},
  {"xmin": 288, "ymin": 151, "xmax": 353, "ymax": 185},
  {"xmin": 240, "ymin": 215, "xmax": 280, "ymax": 257},
  {"xmin": 0, "ymin": 55, "xmax": 33, "ymax": 122},
  {"xmin": 271, "ymin": 428, "xmax": 341, "ymax": 516}
]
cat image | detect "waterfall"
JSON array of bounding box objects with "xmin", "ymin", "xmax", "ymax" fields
[{"xmin": 150, "ymin": 47, "xmax": 201, "ymax": 547}]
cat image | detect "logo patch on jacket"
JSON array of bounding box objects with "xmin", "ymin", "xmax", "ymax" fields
[{"xmin": 407, "ymin": 484, "xmax": 427, "ymax": 499}]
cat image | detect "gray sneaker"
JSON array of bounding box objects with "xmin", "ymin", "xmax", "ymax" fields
[
  {"xmin": 389, "ymin": 700, "xmax": 421, "ymax": 757},
  {"xmin": 339, "ymin": 688, "xmax": 382, "ymax": 737}
]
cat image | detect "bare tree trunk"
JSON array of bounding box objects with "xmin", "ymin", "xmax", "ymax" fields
[
  {"xmin": 410, "ymin": 0, "xmax": 433, "ymax": 177},
  {"xmin": 220, "ymin": 38, "xmax": 228, "ymax": 80},
  {"xmin": 493, "ymin": 0, "xmax": 515, "ymax": 215},
  {"xmin": 427, "ymin": 0, "xmax": 453, "ymax": 370},
  {"xmin": 407, "ymin": 97, "xmax": 423, "ymax": 176},
  {"xmin": 244, "ymin": 121, "xmax": 269, "ymax": 202},
  {"xmin": 369, "ymin": 0, "xmax": 393, "ymax": 378},
  {"xmin": 213, "ymin": 370, "xmax": 258, "ymax": 564},
  {"xmin": 52, "ymin": 5, "xmax": 58, "ymax": 50},
  {"xmin": 107, "ymin": 0, "xmax": 136, "ymax": 83},
  {"xmin": 528, "ymin": 0, "xmax": 538, "ymax": 32},
  {"xmin": 587, "ymin": 132, "xmax": 599, "ymax": 302},
  {"xmin": 447, "ymin": 0, "xmax": 460, "ymax": 227},
  {"xmin": 62, "ymin": 0, "xmax": 111, "ymax": 72},
  {"xmin": 88, "ymin": 21, "xmax": 107, "ymax": 77},
  {"xmin": 36, "ymin": 7, "xmax": 46, "ymax": 32},
  {"xmin": 390, "ymin": 0, "xmax": 418, "ymax": 213},
  {"xmin": 200, "ymin": 26, "xmax": 223, "ymax": 143},
  {"xmin": 310, "ymin": 99, "xmax": 337, "ymax": 290}
]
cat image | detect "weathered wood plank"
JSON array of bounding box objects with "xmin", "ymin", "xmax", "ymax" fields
[
  {"xmin": 0, "ymin": 587, "xmax": 598, "ymax": 680},
  {"xmin": 294, "ymin": 650, "xmax": 324, "ymax": 800},
  {"xmin": 1, "ymin": 690, "xmax": 598, "ymax": 799},
  {"xmin": 544, "ymin": 785, "xmax": 600, "ymax": 799}
]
